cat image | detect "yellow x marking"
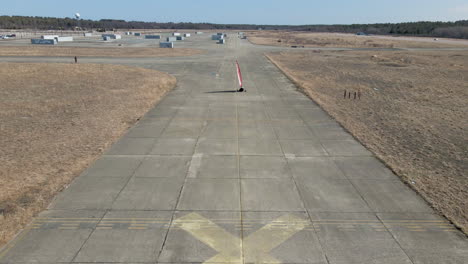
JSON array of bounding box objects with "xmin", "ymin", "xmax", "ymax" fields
[{"xmin": 173, "ymin": 212, "xmax": 308, "ymax": 263}]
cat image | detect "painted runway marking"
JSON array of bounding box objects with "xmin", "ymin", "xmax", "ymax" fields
[
  {"xmin": 173, "ymin": 212, "xmax": 307, "ymax": 264},
  {"xmin": 25, "ymin": 217, "xmax": 458, "ymax": 233}
]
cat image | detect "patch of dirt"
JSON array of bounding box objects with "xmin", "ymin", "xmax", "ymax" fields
[
  {"xmin": 0, "ymin": 63, "xmax": 176, "ymax": 247},
  {"xmin": 0, "ymin": 46, "xmax": 203, "ymax": 57},
  {"xmin": 267, "ymin": 50, "xmax": 468, "ymax": 233},
  {"xmin": 247, "ymin": 31, "xmax": 468, "ymax": 48}
]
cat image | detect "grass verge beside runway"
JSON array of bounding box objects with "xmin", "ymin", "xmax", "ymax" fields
[
  {"xmin": 267, "ymin": 50, "xmax": 468, "ymax": 234},
  {"xmin": 247, "ymin": 31, "xmax": 468, "ymax": 48},
  {"xmin": 0, "ymin": 63, "xmax": 176, "ymax": 247},
  {"xmin": 0, "ymin": 46, "xmax": 203, "ymax": 57}
]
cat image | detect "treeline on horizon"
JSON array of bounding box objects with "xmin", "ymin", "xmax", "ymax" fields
[{"xmin": 1, "ymin": 15, "xmax": 468, "ymax": 39}]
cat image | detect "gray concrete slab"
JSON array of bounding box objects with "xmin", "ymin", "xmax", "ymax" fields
[
  {"xmin": 352, "ymin": 180, "xmax": 433, "ymax": 212},
  {"xmin": 150, "ymin": 138, "xmax": 197, "ymax": 155},
  {"xmin": 73, "ymin": 211, "xmax": 171, "ymax": 263},
  {"xmin": 177, "ymin": 179, "xmax": 240, "ymax": 210},
  {"xmin": 267, "ymin": 107, "xmax": 302, "ymax": 120},
  {"xmin": 321, "ymin": 140, "xmax": 373, "ymax": 156},
  {"xmin": 237, "ymin": 107, "xmax": 269, "ymax": 121},
  {"xmin": 201, "ymin": 120, "xmax": 237, "ymax": 138},
  {"xmin": 112, "ymin": 178, "xmax": 183, "ymax": 210},
  {"xmin": 50, "ymin": 177, "xmax": 128, "ymax": 210},
  {"xmin": 124, "ymin": 121, "xmax": 168, "ymax": 138},
  {"xmin": 288, "ymin": 157, "xmax": 348, "ymax": 179},
  {"xmin": 239, "ymin": 139, "xmax": 283, "ymax": 156},
  {"xmin": 280, "ymin": 139, "xmax": 328, "ymax": 157},
  {"xmin": 295, "ymin": 177, "xmax": 370, "ymax": 212},
  {"xmin": 378, "ymin": 213, "xmax": 468, "ymax": 264},
  {"xmin": 133, "ymin": 156, "xmax": 191, "ymax": 178},
  {"xmin": 241, "ymin": 179, "xmax": 304, "ymax": 211},
  {"xmin": 297, "ymin": 108, "xmax": 335, "ymax": 124},
  {"xmin": 144, "ymin": 107, "xmax": 178, "ymax": 118},
  {"xmin": 240, "ymin": 156, "xmax": 290, "ymax": 178},
  {"xmin": 307, "ymin": 121, "xmax": 343, "ymax": 130},
  {"xmin": 333, "ymin": 156, "xmax": 398, "ymax": 180},
  {"xmin": 160, "ymin": 120, "xmax": 204, "ymax": 138},
  {"xmin": 309, "ymin": 125, "xmax": 354, "ymax": 141},
  {"xmin": 272, "ymin": 124, "xmax": 317, "ymax": 140},
  {"xmin": 207, "ymin": 106, "xmax": 237, "ymax": 119},
  {"xmin": 173, "ymin": 107, "xmax": 208, "ymax": 120},
  {"xmin": 188, "ymin": 155, "xmax": 238, "ymax": 179},
  {"xmin": 311, "ymin": 212, "xmax": 413, "ymax": 264},
  {"xmin": 82, "ymin": 156, "xmax": 143, "ymax": 178},
  {"xmin": 195, "ymin": 138, "xmax": 237, "ymax": 155},
  {"xmin": 0, "ymin": 210, "xmax": 104, "ymax": 263},
  {"xmin": 238, "ymin": 121, "xmax": 277, "ymax": 139},
  {"xmin": 106, "ymin": 138, "xmax": 156, "ymax": 155}
]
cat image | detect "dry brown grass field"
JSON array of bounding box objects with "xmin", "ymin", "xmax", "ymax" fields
[
  {"xmin": 247, "ymin": 31, "xmax": 468, "ymax": 48},
  {"xmin": 0, "ymin": 46, "xmax": 203, "ymax": 57},
  {"xmin": 267, "ymin": 50, "xmax": 468, "ymax": 233},
  {"xmin": 0, "ymin": 63, "xmax": 176, "ymax": 247}
]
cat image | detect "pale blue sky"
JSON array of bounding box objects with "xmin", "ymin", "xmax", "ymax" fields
[{"xmin": 1, "ymin": 0, "xmax": 468, "ymax": 25}]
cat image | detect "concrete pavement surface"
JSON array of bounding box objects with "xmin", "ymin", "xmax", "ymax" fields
[{"xmin": 0, "ymin": 33, "xmax": 467, "ymax": 264}]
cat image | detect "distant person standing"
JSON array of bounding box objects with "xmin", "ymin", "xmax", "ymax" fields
[{"xmin": 74, "ymin": 56, "xmax": 78, "ymax": 63}]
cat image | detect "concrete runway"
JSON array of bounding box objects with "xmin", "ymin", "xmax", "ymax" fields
[{"xmin": 0, "ymin": 33, "xmax": 467, "ymax": 264}]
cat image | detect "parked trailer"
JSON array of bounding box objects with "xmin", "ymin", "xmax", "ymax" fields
[
  {"xmin": 173, "ymin": 32, "xmax": 181, "ymax": 36},
  {"xmin": 83, "ymin": 32, "xmax": 93, "ymax": 37},
  {"xmin": 42, "ymin": 35, "xmax": 59, "ymax": 40},
  {"xmin": 196, "ymin": 32, "xmax": 204, "ymax": 34},
  {"xmin": 31, "ymin": 39, "xmax": 57, "ymax": 45},
  {"xmin": 218, "ymin": 39, "xmax": 225, "ymax": 44},
  {"xmin": 159, "ymin": 42, "xmax": 174, "ymax": 48},
  {"xmin": 55, "ymin": 36, "xmax": 73, "ymax": 42},
  {"xmin": 102, "ymin": 34, "xmax": 121, "ymax": 40},
  {"xmin": 134, "ymin": 32, "xmax": 141, "ymax": 36},
  {"xmin": 184, "ymin": 33, "xmax": 191, "ymax": 37},
  {"xmin": 212, "ymin": 35, "xmax": 224, "ymax": 40},
  {"xmin": 145, "ymin": 35, "xmax": 161, "ymax": 39},
  {"xmin": 167, "ymin": 37, "xmax": 177, "ymax": 42},
  {"xmin": 176, "ymin": 36, "xmax": 185, "ymax": 41}
]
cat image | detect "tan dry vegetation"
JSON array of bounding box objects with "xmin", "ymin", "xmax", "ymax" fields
[
  {"xmin": 0, "ymin": 63, "xmax": 176, "ymax": 247},
  {"xmin": 267, "ymin": 50, "xmax": 468, "ymax": 233},
  {"xmin": 247, "ymin": 31, "xmax": 467, "ymax": 49},
  {"xmin": 0, "ymin": 46, "xmax": 203, "ymax": 57}
]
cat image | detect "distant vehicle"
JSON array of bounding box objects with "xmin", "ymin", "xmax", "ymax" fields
[
  {"xmin": 356, "ymin": 32, "xmax": 368, "ymax": 36},
  {"xmin": 1, "ymin": 35, "xmax": 9, "ymax": 39},
  {"xmin": 8, "ymin": 34, "xmax": 16, "ymax": 37}
]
